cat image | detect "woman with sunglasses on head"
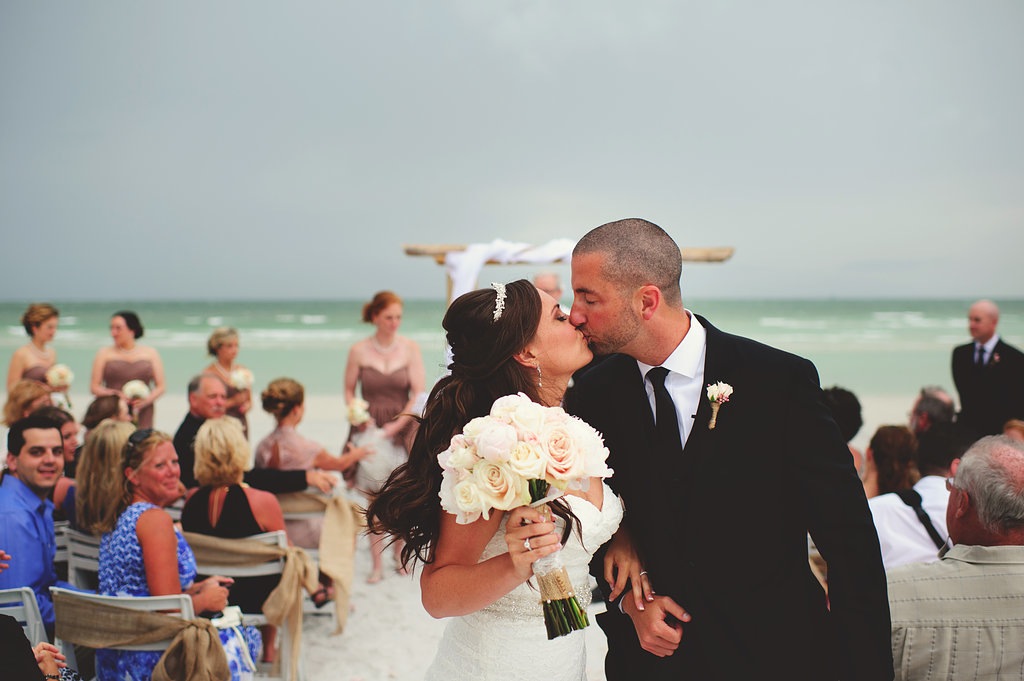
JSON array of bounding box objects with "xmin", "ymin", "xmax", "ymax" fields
[{"xmin": 95, "ymin": 429, "xmax": 260, "ymax": 681}]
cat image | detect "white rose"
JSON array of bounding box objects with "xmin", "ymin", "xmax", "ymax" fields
[
  {"xmin": 490, "ymin": 393, "xmax": 529, "ymax": 423},
  {"xmin": 507, "ymin": 440, "xmax": 548, "ymax": 480},
  {"xmin": 509, "ymin": 399, "xmax": 547, "ymax": 436},
  {"xmin": 541, "ymin": 421, "xmax": 585, "ymax": 484},
  {"xmin": 439, "ymin": 469, "xmax": 485, "ymax": 524},
  {"xmin": 462, "ymin": 415, "xmax": 493, "ymax": 439},
  {"xmin": 447, "ymin": 437, "xmax": 479, "ymax": 471},
  {"xmin": 474, "ymin": 422, "xmax": 519, "ymax": 463},
  {"xmin": 473, "ymin": 461, "xmax": 530, "ymax": 515}
]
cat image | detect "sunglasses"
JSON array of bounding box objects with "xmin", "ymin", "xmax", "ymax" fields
[{"xmin": 128, "ymin": 428, "xmax": 155, "ymax": 447}]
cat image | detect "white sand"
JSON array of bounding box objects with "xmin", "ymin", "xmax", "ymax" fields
[{"xmin": 65, "ymin": 388, "xmax": 912, "ymax": 680}]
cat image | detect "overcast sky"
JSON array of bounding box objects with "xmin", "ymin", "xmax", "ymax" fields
[{"xmin": 2, "ymin": 2, "xmax": 1022, "ymax": 301}]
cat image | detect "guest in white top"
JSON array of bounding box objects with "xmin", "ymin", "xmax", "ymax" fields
[{"xmin": 869, "ymin": 422, "xmax": 970, "ymax": 570}]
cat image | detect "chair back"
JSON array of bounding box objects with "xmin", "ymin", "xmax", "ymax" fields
[
  {"xmin": 66, "ymin": 528, "xmax": 101, "ymax": 591},
  {"xmin": 51, "ymin": 586, "xmax": 195, "ymax": 652},
  {"xmin": 0, "ymin": 586, "xmax": 46, "ymax": 645},
  {"xmin": 191, "ymin": 530, "xmax": 288, "ymax": 578}
]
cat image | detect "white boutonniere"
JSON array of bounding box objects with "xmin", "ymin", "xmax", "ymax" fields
[{"xmin": 706, "ymin": 382, "xmax": 733, "ymax": 430}]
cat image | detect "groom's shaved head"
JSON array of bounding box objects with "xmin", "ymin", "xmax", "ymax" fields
[{"xmin": 574, "ymin": 218, "xmax": 683, "ymax": 306}]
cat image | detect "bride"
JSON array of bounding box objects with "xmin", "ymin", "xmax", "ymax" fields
[{"xmin": 367, "ymin": 279, "xmax": 642, "ymax": 681}]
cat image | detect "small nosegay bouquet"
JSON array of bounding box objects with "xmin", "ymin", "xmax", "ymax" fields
[
  {"xmin": 122, "ymin": 380, "xmax": 151, "ymax": 401},
  {"xmin": 45, "ymin": 364, "xmax": 74, "ymax": 390},
  {"xmin": 229, "ymin": 367, "xmax": 253, "ymax": 391},
  {"xmin": 346, "ymin": 398, "xmax": 372, "ymax": 427},
  {"xmin": 437, "ymin": 392, "xmax": 613, "ymax": 639}
]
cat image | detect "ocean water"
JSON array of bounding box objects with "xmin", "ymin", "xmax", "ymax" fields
[{"xmin": 3, "ymin": 298, "xmax": 1022, "ymax": 402}]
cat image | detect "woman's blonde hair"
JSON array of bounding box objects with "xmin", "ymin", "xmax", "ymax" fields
[
  {"xmin": 3, "ymin": 380, "xmax": 51, "ymax": 426},
  {"xmin": 207, "ymin": 327, "xmax": 239, "ymax": 356},
  {"xmin": 21, "ymin": 303, "xmax": 59, "ymax": 335},
  {"xmin": 261, "ymin": 378, "xmax": 304, "ymax": 421},
  {"xmin": 116, "ymin": 429, "xmax": 174, "ymax": 519},
  {"xmin": 194, "ymin": 417, "xmax": 250, "ymax": 487},
  {"xmin": 76, "ymin": 420, "xmax": 136, "ymax": 535}
]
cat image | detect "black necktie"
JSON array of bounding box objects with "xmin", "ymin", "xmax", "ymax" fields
[
  {"xmin": 647, "ymin": 367, "xmax": 684, "ymax": 459},
  {"xmin": 975, "ymin": 344, "xmax": 985, "ymax": 366}
]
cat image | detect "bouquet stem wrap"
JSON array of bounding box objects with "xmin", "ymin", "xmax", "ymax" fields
[{"xmin": 530, "ymin": 485, "xmax": 588, "ymax": 639}]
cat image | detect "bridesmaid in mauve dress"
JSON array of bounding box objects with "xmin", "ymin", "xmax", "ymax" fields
[
  {"xmin": 6, "ymin": 302, "xmax": 60, "ymax": 392},
  {"xmin": 90, "ymin": 311, "xmax": 166, "ymax": 429},
  {"xmin": 344, "ymin": 290, "xmax": 426, "ymax": 583},
  {"xmin": 203, "ymin": 327, "xmax": 252, "ymax": 438}
]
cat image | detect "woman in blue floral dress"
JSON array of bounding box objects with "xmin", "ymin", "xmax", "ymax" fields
[{"xmin": 95, "ymin": 429, "xmax": 260, "ymax": 681}]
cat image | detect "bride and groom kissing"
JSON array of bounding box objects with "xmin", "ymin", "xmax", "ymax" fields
[{"xmin": 368, "ymin": 219, "xmax": 894, "ymax": 681}]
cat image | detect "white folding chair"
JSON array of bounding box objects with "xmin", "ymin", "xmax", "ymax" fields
[
  {"xmin": 191, "ymin": 530, "xmax": 301, "ymax": 680},
  {"xmin": 53, "ymin": 519, "xmax": 70, "ymax": 566},
  {"xmin": 66, "ymin": 528, "xmax": 101, "ymax": 591},
  {"xmin": 0, "ymin": 586, "xmax": 46, "ymax": 645}
]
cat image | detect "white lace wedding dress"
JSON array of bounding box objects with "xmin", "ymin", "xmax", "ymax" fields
[{"xmin": 425, "ymin": 482, "xmax": 623, "ymax": 681}]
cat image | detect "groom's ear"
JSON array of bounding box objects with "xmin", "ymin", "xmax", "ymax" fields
[{"xmin": 638, "ymin": 285, "xmax": 661, "ymax": 321}]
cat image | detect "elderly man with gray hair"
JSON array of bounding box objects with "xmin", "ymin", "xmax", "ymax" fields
[{"xmin": 887, "ymin": 435, "xmax": 1024, "ymax": 680}]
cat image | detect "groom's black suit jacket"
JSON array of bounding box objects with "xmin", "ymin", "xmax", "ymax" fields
[{"xmin": 565, "ymin": 316, "xmax": 893, "ymax": 681}]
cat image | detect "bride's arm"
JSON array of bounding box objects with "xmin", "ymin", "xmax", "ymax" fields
[{"xmin": 420, "ymin": 506, "xmax": 558, "ymax": 618}]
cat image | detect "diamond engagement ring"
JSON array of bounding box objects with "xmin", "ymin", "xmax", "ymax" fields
[{"xmin": 524, "ymin": 538, "xmax": 532, "ymax": 552}]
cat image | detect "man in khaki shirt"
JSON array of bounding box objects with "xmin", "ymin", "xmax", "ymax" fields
[{"xmin": 887, "ymin": 435, "xmax": 1024, "ymax": 680}]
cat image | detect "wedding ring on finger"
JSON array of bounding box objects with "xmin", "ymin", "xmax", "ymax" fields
[{"xmin": 524, "ymin": 538, "xmax": 532, "ymax": 552}]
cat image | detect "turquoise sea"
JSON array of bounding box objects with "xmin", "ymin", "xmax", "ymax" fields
[{"xmin": 4, "ymin": 298, "xmax": 1022, "ymax": 402}]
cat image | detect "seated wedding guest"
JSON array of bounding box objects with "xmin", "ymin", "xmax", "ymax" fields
[
  {"xmin": 6, "ymin": 303, "xmax": 59, "ymax": 392},
  {"xmin": 80, "ymin": 395, "xmax": 131, "ymax": 431},
  {"xmin": 181, "ymin": 417, "xmax": 285, "ymax": 662},
  {"xmin": 908, "ymin": 385, "xmax": 955, "ymax": 437},
  {"xmin": 174, "ymin": 374, "xmax": 334, "ymax": 494},
  {"xmin": 96, "ymin": 428, "xmax": 260, "ymax": 681},
  {"xmin": 0, "ymin": 414, "xmax": 74, "ymax": 637},
  {"xmin": 1004, "ymin": 418, "xmax": 1024, "ymax": 442},
  {"xmin": 204, "ymin": 327, "xmax": 253, "ymax": 438},
  {"xmin": 823, "ymin": 385, "xmax": 864, "ymax": 471},
  {"xmin": 869, "ymin": 422, "xmax": 971, "ymax": 570},
  {"xmin": 3, "ymin": 380, "xmax": 52, "ymax": 426},
  {"xmin": 0, "ymin": 611, "xmax": 83, "ymax": 681},
  {"xmin": 888, "ymin": 435, "xmax": 1024, "ymax": 680},
  {"xmin": 861, "ymin": 425, "xmax": 919, "ymax": 498},
  {"xmin": 70, "ymin": 419, "xmax": 136, "ymax": 533},
  {"xmin": 30, "ymin": 406, "xmax": 80, "ymax": 521},
  {"xmin": 90, "ymin": 311, "xmax": 166, "ymax": 429},
  {"xmin": 255, "ymin": 378, "xmax": 369, "ymax": 549}
]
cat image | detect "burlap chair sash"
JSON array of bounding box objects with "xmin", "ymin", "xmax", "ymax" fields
[
  {"xmin": 276, "ymin": 491, "xmax": 364, "ymax": 635},
  {"xmin": 185, "ymin": 531, "xmax": 318, "ymax": 681},
  {"xmin": 52, "ymin": 588, "xmax": 229, "ymax": 681}
]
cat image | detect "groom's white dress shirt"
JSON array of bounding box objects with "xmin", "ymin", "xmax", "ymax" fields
[{"xmin": 636, "ymin": 311, "xmax": 707, "ymax": 449}]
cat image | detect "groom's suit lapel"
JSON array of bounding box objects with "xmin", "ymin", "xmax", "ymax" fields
[{"xmin": 678, "ymin": 316, "xmax": 735, "ymax": 482}]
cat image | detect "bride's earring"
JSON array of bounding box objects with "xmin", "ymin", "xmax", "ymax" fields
[{"xmin": 536, "ymin": 364, "xmax": 542, "ymax": 388}]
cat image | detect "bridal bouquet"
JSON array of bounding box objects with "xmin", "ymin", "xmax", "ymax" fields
[
  {"xmin": 229, "ymin": 367, "xmax": 253, "ymax": 391},
  {"xmin": 122, "ymin": 379, "xmax": 151, "ymax": 401},
  {"xmin": 45, "ymin": 364, "xmax": 74, "ymax": 390},
  {"xmin": 437, "ymin": 392, "xmax": 613, "ymax": 639}
]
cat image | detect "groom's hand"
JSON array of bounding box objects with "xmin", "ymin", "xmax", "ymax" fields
[{"xmin": 623, "ymin": 594, "xmax": 690, "ymax": 657}]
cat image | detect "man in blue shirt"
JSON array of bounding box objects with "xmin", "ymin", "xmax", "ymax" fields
[{"xmin": 0, "ymin": 413, "xmax": 73, "ymax": 636}]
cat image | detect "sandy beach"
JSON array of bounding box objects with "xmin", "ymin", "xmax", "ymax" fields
[{"xmin": 52, "ymin": 388, "xmax": 911, "ymax": 680}]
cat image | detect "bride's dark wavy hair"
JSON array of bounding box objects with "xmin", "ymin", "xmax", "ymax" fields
[{"xmin": 366, "ymin": 279, "xmax": 578, "ymax": 568}]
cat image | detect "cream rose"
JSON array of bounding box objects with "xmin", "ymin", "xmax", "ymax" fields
[
  {"xmin": 507, "ymin": 440, "xmax": 548, "ymax": 480},
  {"xmin": 473, "ymin": 461, "xmax": 530, "ymax": 514}
]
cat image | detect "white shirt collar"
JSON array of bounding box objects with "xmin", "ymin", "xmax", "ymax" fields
[
  {"xmin": 979, "ymin": 335, "xmax": 1000, "ymax": 354},
  {"xmin": 636, "ymin": 311, "xmax": 706, "ymax": 379}
]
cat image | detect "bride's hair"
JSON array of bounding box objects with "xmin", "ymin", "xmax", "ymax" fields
[{"xmin": 367, "ymin": 279, "xmax": 577, "ymax": 568}]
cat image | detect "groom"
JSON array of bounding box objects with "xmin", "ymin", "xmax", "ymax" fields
[{"xmin": 563, "ymin": 219, "xmax": 893, "ymax": 680}]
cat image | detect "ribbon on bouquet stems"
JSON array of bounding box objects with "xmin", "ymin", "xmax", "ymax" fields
[{"xmin": 529, "ymin": 479, "xmax": 589, "ymax": 639}]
